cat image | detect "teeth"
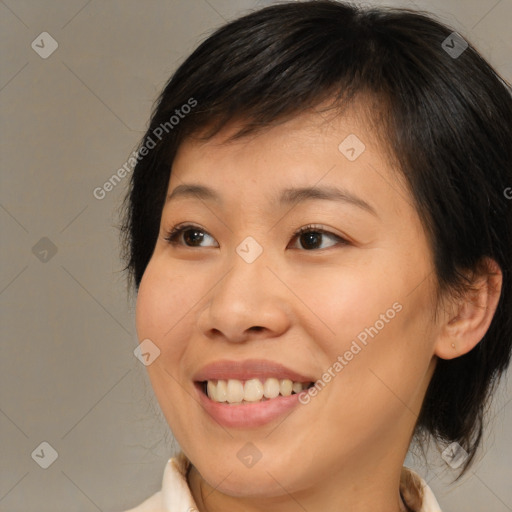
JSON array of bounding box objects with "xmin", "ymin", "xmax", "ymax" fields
[
  {"xmin": 244, "ymin": 378, "xmax": 264, "ymax": 402},
  {"xmin": 279, "ymin": 379, "xmax": 293, "ymax": 396},
  {"xmin": 207, "ymin": 381, "xmax": 217, "ymax": 401},
  {"xmin": 263, "ymin": 377, "xmax": 280, "ymax": 399},
  {"xmin": 206, "ymin": 378, "xmax": 309, "ymax": 403},
  {"xmin": 292, "ymin": 381, "xmax": 303, "ymax": 394},
  {"xmin": 226, "ymin": 379, "xmax": 244, "ymax": 403},
  {"xmin": 216, "ymin": 379, "xmax": 228, "ymax": 402}
]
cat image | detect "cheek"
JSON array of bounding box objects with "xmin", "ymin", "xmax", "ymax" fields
[
  {"xmin": 309, "ymin": 251, "xmax": 436, "ymax": 406},
  {"xmin": 135, "ymin": 256, "xmax": 196, "ymax": 341},
  {"xmin": 135, "ymin": 257, "xmax": 197, "ymax": 395},
  {"xmin": 135, "ymin": 258, "xmax": 196, "ymax": 425},
  {"xmin": 300, "ymin": 259, "xmax": 401, "ymax": 343},
  {"xmin": 321, "ymin": 283, "xmax": 436, "ymax": 433}
]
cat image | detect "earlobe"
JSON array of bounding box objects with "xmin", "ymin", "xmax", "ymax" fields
[{"xmin": 434, "ymin": 258, "xmax": 502, "ymax": 360}]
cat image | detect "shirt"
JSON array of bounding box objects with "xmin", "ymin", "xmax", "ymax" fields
[{"xmin": 122, "ymin": 452, "xmax": 442, "ymax": 512}]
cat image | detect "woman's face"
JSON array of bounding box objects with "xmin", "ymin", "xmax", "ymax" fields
[{"xmin": 136, "ymin": 108, "xmax": 441, "ymax": 500}]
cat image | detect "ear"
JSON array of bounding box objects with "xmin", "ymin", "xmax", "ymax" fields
[{"xmin": 434, "ymin": 257, "xmax": 502, "ymax": 360}]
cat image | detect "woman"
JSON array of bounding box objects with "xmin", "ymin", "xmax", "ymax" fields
[{"xmin": 121, "ymin": 1, "xmax": 512, "ymax": 510}]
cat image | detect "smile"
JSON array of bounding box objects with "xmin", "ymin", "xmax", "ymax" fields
[
  {"xmin": 203, "ymin": 378, "xmax": 313, "ymax": 404},
  {"xmin": 193, "ymin": 359, "xmax": 316, "ymax": 427}
]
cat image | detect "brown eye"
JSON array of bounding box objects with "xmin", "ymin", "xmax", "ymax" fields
[
  {"xmin": 182, "ymin": 228, "xmax": 204, "ymax": 246},
  {"xmin": 164, "ymin": 225, "xmax": 218, "ymax": 247},
  {"xmin": 290, "ymin": 225, "xmax": 347, "ymax": 251},
  {"xmin": 299, "ymin": 231, "xmax": 323, "ymax": 250}
]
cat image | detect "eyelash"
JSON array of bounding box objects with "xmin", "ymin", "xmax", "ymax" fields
[{"xmin": 163, "ymin": 223, "xmax": 348, "ymax": 250}]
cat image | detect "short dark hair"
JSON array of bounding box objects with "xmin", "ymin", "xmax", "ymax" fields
[{"xmin": 121, "ymin": 0, "xmax": 512, "ymax": 475}]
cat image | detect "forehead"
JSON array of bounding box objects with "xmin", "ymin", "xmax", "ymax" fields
[
  {"xmin": 181, "ymin": 108, "xmax": 356, "ymax": 166},
  {"xmin": 168, "ymin": 107, "xmax": 409, "ymax": 214}
]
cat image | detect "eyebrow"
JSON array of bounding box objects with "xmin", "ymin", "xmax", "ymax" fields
[{"xmin": 166, "ymin": 183, "xmax": 377, "ymax": 216}]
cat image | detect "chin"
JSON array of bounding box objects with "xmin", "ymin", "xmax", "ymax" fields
[{"xmin": 197, "ymin": 459, "xmax": 305, "ymax": 499}]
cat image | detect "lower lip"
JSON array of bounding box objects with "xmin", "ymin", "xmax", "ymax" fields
[{"xmin": 195, "ymin": 383, "xmax": 306, "ymax": 428}]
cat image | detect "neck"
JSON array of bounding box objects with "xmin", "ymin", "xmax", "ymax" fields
[{"xmin": 188, "ymin": 458, "xmax": 411, "ymax": 512}]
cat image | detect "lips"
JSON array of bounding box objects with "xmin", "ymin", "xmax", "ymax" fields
[
  {"xmin": 193, "ymin": 358, "xmax": 315, "ymax": 383},
  {"xmin": 192, "ymin": 359, "xmax": 316, "ymax": 428}
]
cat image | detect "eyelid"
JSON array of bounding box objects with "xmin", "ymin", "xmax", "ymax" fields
[
  {"xmin": 289, "ymin": 224, "xmax": 348, "ymax": 249},
  {"xmin": 163, "ymin": 223, "xmax": 349, "ymax": 249},
  {"xmin": 164, "ymin": 223, "xmax": 218, "ymax": 247}
]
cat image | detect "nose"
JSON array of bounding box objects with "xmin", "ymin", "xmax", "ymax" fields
[{"xmin": 196, "ymin": 252, "xmax": 291, "ymax": 344}]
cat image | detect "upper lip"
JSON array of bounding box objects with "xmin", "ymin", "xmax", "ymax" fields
[{"xmin": 193, "ymin": 359, "xmax": 315, "ymax": 383}]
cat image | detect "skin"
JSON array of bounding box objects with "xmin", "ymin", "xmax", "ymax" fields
[{"xmin": 135, "ymin": 104, "xmax": 502, "ymax": 512}]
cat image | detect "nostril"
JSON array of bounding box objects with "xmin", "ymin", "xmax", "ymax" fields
[{"xmin": 249, "ymin": 326, "xmax": 264, "ymax": 332}]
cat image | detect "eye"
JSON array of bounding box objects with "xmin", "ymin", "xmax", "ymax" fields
[
  {"xmin": 164, "ymin": 223, "xmax": 347, "ymax": 250},
  {"xmin": 289, "ymin": 224, "xmax": 347, "ymax": 251},
  {"xmin": 164, "ymin": 224, "xmax": 218, "ymax": 247}
]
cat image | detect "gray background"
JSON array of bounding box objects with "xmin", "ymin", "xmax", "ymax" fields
[{"xmin": 0, "ymin": 0, "xmax": 510, "ymax": 510}]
